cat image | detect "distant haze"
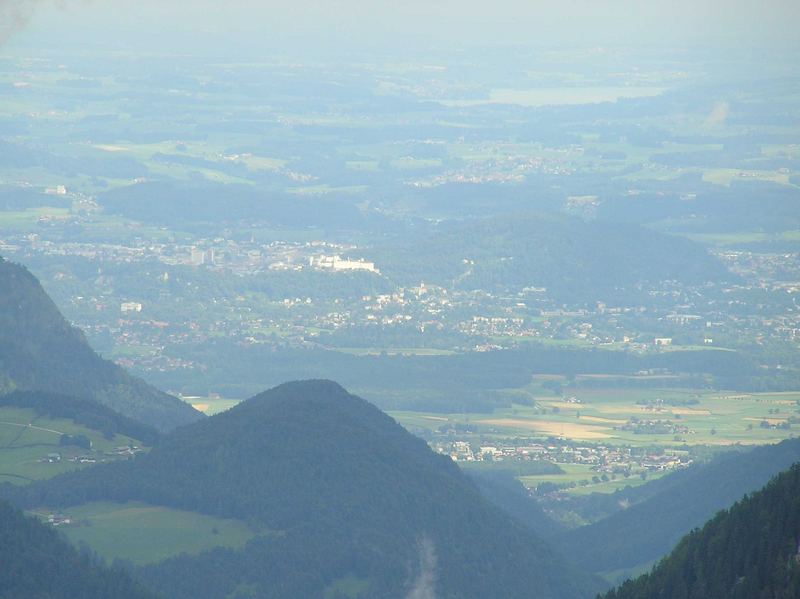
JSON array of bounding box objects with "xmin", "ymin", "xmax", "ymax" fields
[{"xmin": 4, "ymin": 0, "xmax": 800, "ymax": 54}]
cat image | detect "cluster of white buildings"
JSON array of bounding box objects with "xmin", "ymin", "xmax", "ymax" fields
[{"xmin": 309, "ymin": 255, "xmax": 379, "ymax": 274}]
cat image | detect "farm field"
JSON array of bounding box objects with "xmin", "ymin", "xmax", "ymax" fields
[
  {"xmin": 0, "ymin": 407, "xmax": 145, "ymax": 485},
  {"xmin": 391, "ymin": 387, "xmax": 800, "ymax": 447},
  {"xmin": 32, "ymin": 501, "xmax": 258, "ymax": 565},
  {"xmin": 391, "ymin": 385, "xmax": 800, "ymax": 494},
  {"xmin": 517, "ymin": 463, "xmax": 666, "ymax": 495},
  {"xmin": 182, "ymin": 396, "xmax": 241, "ymax": 416},
  {"xmin": 0, "ymin": 207, "xmax": 71, "ymax": 231}
]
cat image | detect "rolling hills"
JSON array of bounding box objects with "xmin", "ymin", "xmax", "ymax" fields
[
  {"xmin": 9, "ymin": 380, "xmax": 600, "ymax": 599},
  {"xmin": 0, "ymin": 256, "xmax": 201, "ymax": 431}
]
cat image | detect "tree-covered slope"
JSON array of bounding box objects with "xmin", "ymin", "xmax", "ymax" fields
[
  {"xmin": 601, "ymin": 463, "xmax": 800, "ymax": 599},
  {"xmin": 0, "ymin": 257, "xmax": 201, "ymax": 431},
  {"xmin": 0, "ymin": 390, "xmax": 159, "ymax": 445},
  {"xmin": 0, "ymin": 498, "xmax": 155, "ymax": 599},
  {"xmin": 466, "ymin": 469, "xmax": 566, "ymax": 540},
  {"xmin": 556, "ymin": 438, "xmax": 800, "ymax": 575},
  {"xmin": 11, "ymin": 380, "xmax": 599, "ymax": 599},
  {"xmin": 375, "ymin": 214, "xmax": 732, "ymax": 301}
]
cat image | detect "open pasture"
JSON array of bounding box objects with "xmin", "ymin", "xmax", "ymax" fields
[
  {"xmin": 35, "ymin": 501, "xmax": 257, "ymax": 565},
  {"xmin": 0, "ymin": 407, "xmax": 144, "ymax": 485},
  {"xmin": 517, "ymin": 463, "xmax": 665, "ymax": 496}
]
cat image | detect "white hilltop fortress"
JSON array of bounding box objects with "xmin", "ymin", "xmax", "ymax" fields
[{"xmin": 309, "ymin": 254, "xmax": 379, "ymax": 274}]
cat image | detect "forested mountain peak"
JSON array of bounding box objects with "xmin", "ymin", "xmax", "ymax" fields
[{"xmin": 12, "ymin": 380, "xmax": 600, "ymax": 598}]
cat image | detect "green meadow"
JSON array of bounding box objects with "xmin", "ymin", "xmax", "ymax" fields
[
  {"xmin": 35, "ymin": 501, "xmax": 258, "ymax": 565},
  {"xmin": 0, "ymin": 407, "xmax": 144, "ymax": 485}
]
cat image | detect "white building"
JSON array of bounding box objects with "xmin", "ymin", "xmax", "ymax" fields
[
  {"xmin": 120, "ymin": 302, "xmax": 143, "ymax": 313},
  {"xmin": 310, "ymin": 255, "xmax": 378, "ymax": 273}
]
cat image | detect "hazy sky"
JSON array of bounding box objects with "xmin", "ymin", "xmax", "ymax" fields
[{"xmin": 3, "ymin": 0, "xmax": 800, "ymax": 54}]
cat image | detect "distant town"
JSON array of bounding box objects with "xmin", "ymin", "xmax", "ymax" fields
[{"xmin": 2, "ymin": 216, "xmax": 797, "ymax": 381}]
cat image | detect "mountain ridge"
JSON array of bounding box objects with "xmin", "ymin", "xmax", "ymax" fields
[{"xmin": 0, "ymin": 256, "xmax": 201, "ymax": 431}]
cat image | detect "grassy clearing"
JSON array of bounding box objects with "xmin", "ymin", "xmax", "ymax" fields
[
  {"xmin": 37, "ymin": 501, "xmax": 257, "ymax": 565},
  {"xmin": 0, "ymin": 407, "xmax": 144, "ymax": 485},
  {"xmin": 702, "ymin": 168, "xmax": 792, "ymax": 186},
  {"xmin": 518, "ymin": 463, "xmax": 665, "ymax": 495},
  {"xmin": 518, "ymin": 463, "xmax": 596, "ymax": 487},
  {"xmin": 0, "ymin": 207, "xmax": 71, "ymax": 230}
]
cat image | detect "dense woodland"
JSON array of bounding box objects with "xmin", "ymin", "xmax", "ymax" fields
[
  {"xmin": 602, "ymin": 464, "xmax": 800, "ymax": 599},
  {"xmin": 0, "ymin": 499, "xmax": 154, "ymax": 599}
]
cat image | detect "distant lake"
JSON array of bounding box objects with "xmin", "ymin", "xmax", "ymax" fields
[{"xmin": 440, "ymin": 86, "xmax": 666, "ymax": 107}]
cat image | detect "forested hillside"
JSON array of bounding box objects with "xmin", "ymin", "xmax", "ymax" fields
[
  {"xmin": 375, "ymin": 214, "xmax": 732, "ymax": 301},
  {"xmin": 557, "ymin": 438, "xmax": 800, "ymax": 576},
  {"xmin": 602, "ymin": 463, "xmax": 800, "ymax": 599},
  {"xmin": 0, "ymin": 257, "xmax": 201, "ymax": 431},
  {"xmin": 9, "ymin": 380, "xmax": 599, "ymax": 599},
  {"xmin": 0, "ymin": 499, "xmax": 155, "ymax": 599}
]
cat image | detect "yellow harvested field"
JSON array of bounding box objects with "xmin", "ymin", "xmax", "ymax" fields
[
  {"xmin": 477, "ymin": 418, "xmax": 614, "ymax": 439},
  {"xmin": 191, "ymin": 403, "xmax": 210, "ymax": 413},
  {"xmin": 94, "ymin": 144, "xmax": 129, "ymax": 152},
  {"xmin": 578, "ymin": 415, "xmax": 627, "ymax": 424},
  {"xmin": 664, "ymin": 407, "xmax": 712, "ymax": 416}
]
